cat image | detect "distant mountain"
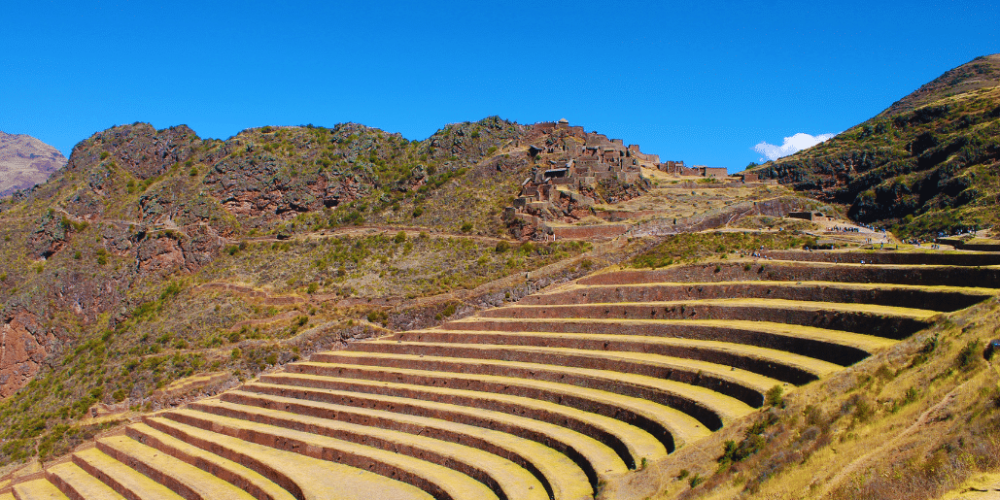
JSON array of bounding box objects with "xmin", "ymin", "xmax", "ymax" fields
[
  {"xmin": 749, "ymin": 54, "xmax": 1000, "ymax": 237},
  {"xmin": 0, "ymin": 132, "xmax": 67, "ymax": 197}
]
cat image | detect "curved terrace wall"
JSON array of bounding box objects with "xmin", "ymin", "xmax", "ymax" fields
[{"xmin": 581, "ymin": 263, "xmax": 1000, "ymax": 288}]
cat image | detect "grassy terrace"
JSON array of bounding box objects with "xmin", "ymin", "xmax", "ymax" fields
[{"xmin": 3, "ymin": 249, "xmax": 996, "ymax": 500}]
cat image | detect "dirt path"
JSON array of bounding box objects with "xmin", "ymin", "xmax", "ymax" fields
[
  {"xmin": 815, "ymin": 375, "xmax": 981, "ymax": 498},
  {"xmin": 239, "ymin": 225, "xmax": 508, "ymax": 245}
]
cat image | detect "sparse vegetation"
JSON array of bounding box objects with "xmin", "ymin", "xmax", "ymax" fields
[{"xmin": 630, "ymin": 232, "xmax": 817, "ymax": 268}]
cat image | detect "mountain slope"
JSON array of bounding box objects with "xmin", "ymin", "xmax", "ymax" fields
[
  {"xmin": 749, "ymin": 54, "xmax": 1000, "ymax": 238},
  {"xmin": 878, "ymin": 54, "xmax": 1000, "ymax": 119},
  {"xmin": 0, "ymin": 117, "xmax": 639, "ymax": 470},
  {"xmin": 0, "ymin": 132, "xmax": 66, "ymax": 197}
]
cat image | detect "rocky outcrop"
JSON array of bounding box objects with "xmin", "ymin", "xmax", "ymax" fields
[
  {"xmin": 0, "ymin": 310, "xmax": 51, "ymax": 398},
  {"xmin": 70, "ymin": 123, "xmax": 202, "ymax": 181}
]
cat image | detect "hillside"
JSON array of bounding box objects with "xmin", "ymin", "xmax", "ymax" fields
[
  {"xmin": 750, "ymin": 54, "xmax": 1000, "ymax": 238},
  {"xmin": 0, "ymin": 117, "xmax": 665, "ymax": 472},
  {"xmin": 0, "ymin": 132, "xmax": 66, "ymax": 198},
  {"xmin": 878, "ymin": 54, "xmax": 1000, "ymax": 119}
]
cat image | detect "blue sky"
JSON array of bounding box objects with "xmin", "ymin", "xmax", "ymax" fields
[{"xmin": 1, "ymin": 1, "xmax": 997, "ymax": 173}]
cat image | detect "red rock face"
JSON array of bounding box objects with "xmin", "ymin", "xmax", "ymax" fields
[
  {"xmin": 137, "ymin": 236, "xmax": 186, "ymax": 274},
  {"xmin": 0, "ymin": 311, "xmax": 49, "ymax": 397}
]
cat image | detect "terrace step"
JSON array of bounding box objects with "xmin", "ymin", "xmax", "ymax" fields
[
  {"xmin": 160, "ymin": 408, "xmax": 503, "ymax": 500},
  {"xmin": 125, "ymin": 423, "xmax": 296, "ymax": 500},
  {"xmin": 476, "ymin": 300, "xmax": 937, "ymax": 339},
  {"xmin": 0, "ymin": 493, "xmax": 12, "ymax": 500},
  {"xmin": 358, "ymin": 340, "xmax": 782, "ymax": 407},
  {"xmin": 144, "ymin": 416, "xmax": 432, "ymax": 500},
  {"xmin": 185, "ymin": 399, "xmax": 557, "ymax": 500},
  {"xmin": 519, "ymin": 281, "xmax": 993, "ymax": 312},
  {"xmin": 580, "ymin": 262, "xmax": 1000, "ymax": 288},
  {"xmin": 96, "ymin": 435, "xmax": 257, "ymax": 500},
  {"xmin": 46, "ymin": 462, "xmax": 126, "ymax": 500},
  {"xmin": 225, "ymin": 386, "xmax": 628, "ymax": 487},
  {"xmin": 258, "ymin": 372, "xmax": 668, "ymax": 467},
  {"xmin": 11, "ymin": 479, "xmax": 69, "ymax": 500},
  {"xmin": 437, "ymin": 318, "xmax": 891, "ymax": 369},
  {"xmin": 199, "ymin": 393, "xmax": 594, "ymax": 500},
  {"xmin": 71, "ymin": 448, "xmax": 184, "ymax": 500},
  {"xmin": 767, "ymin": 250, "xmax": 1000, "ymax": 266},
  {"xmin": 310, "ymin": 350, "xmax": 752, "ymax": 428},
  {"xmin": 417, "ymin": 325, "xmax": 844, "ymax": 384},
  {"xmin": 285, "ymin": 360, "xmax": 712, "ymax": 450}
]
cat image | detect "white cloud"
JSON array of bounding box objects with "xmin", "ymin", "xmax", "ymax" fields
[{"xmin": 753, "ymin": 132, "xmax": 836, "ymax": 161}]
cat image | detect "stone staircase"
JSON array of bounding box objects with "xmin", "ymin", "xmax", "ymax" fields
[{"xmin": 4, "ymin": 251, "xmax": 998, "ymax": 500}]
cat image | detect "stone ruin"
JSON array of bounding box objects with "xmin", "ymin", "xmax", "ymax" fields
[
  {"xmin": 503, "ymin": 120, "xmax": 772, "ymax": 239},
  {"xmin": 505, "ymin": 120, "xmax": 655, "ymax": 233}
]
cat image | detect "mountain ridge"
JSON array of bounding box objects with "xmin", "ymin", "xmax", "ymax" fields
[
  {"xmin": 876, "ymin": 54, "xmax": 1000, "ymax": 119},
  {"xmin": 748, "ymin": 53, "xmax": 1000, "ymax": 237}
]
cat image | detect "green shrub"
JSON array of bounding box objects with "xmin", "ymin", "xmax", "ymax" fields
[
  {"xmin": 718, "ymin": 414, "xmax": 777, "ymax": 469},
  {"xmin": 847, "ymin": 394, "xmax": 874, "ymax": 424},
  {"xmin": 689, "ymin": 473, "xmax": 705, "ymax": 488},
  {"xmin": 765, "ymin": 385, "xmax": 784, "ymax": 407},
  {"xmin": 956, "ymin": 339, "xmax": 982, "ymax": 371},
  {"xmin": 911, "ymin": 333, "xmax": 939, "ymax": 366},
  {"xmin": 366, "ymin": 310, "xmax": 388, "ymax": 326}
]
